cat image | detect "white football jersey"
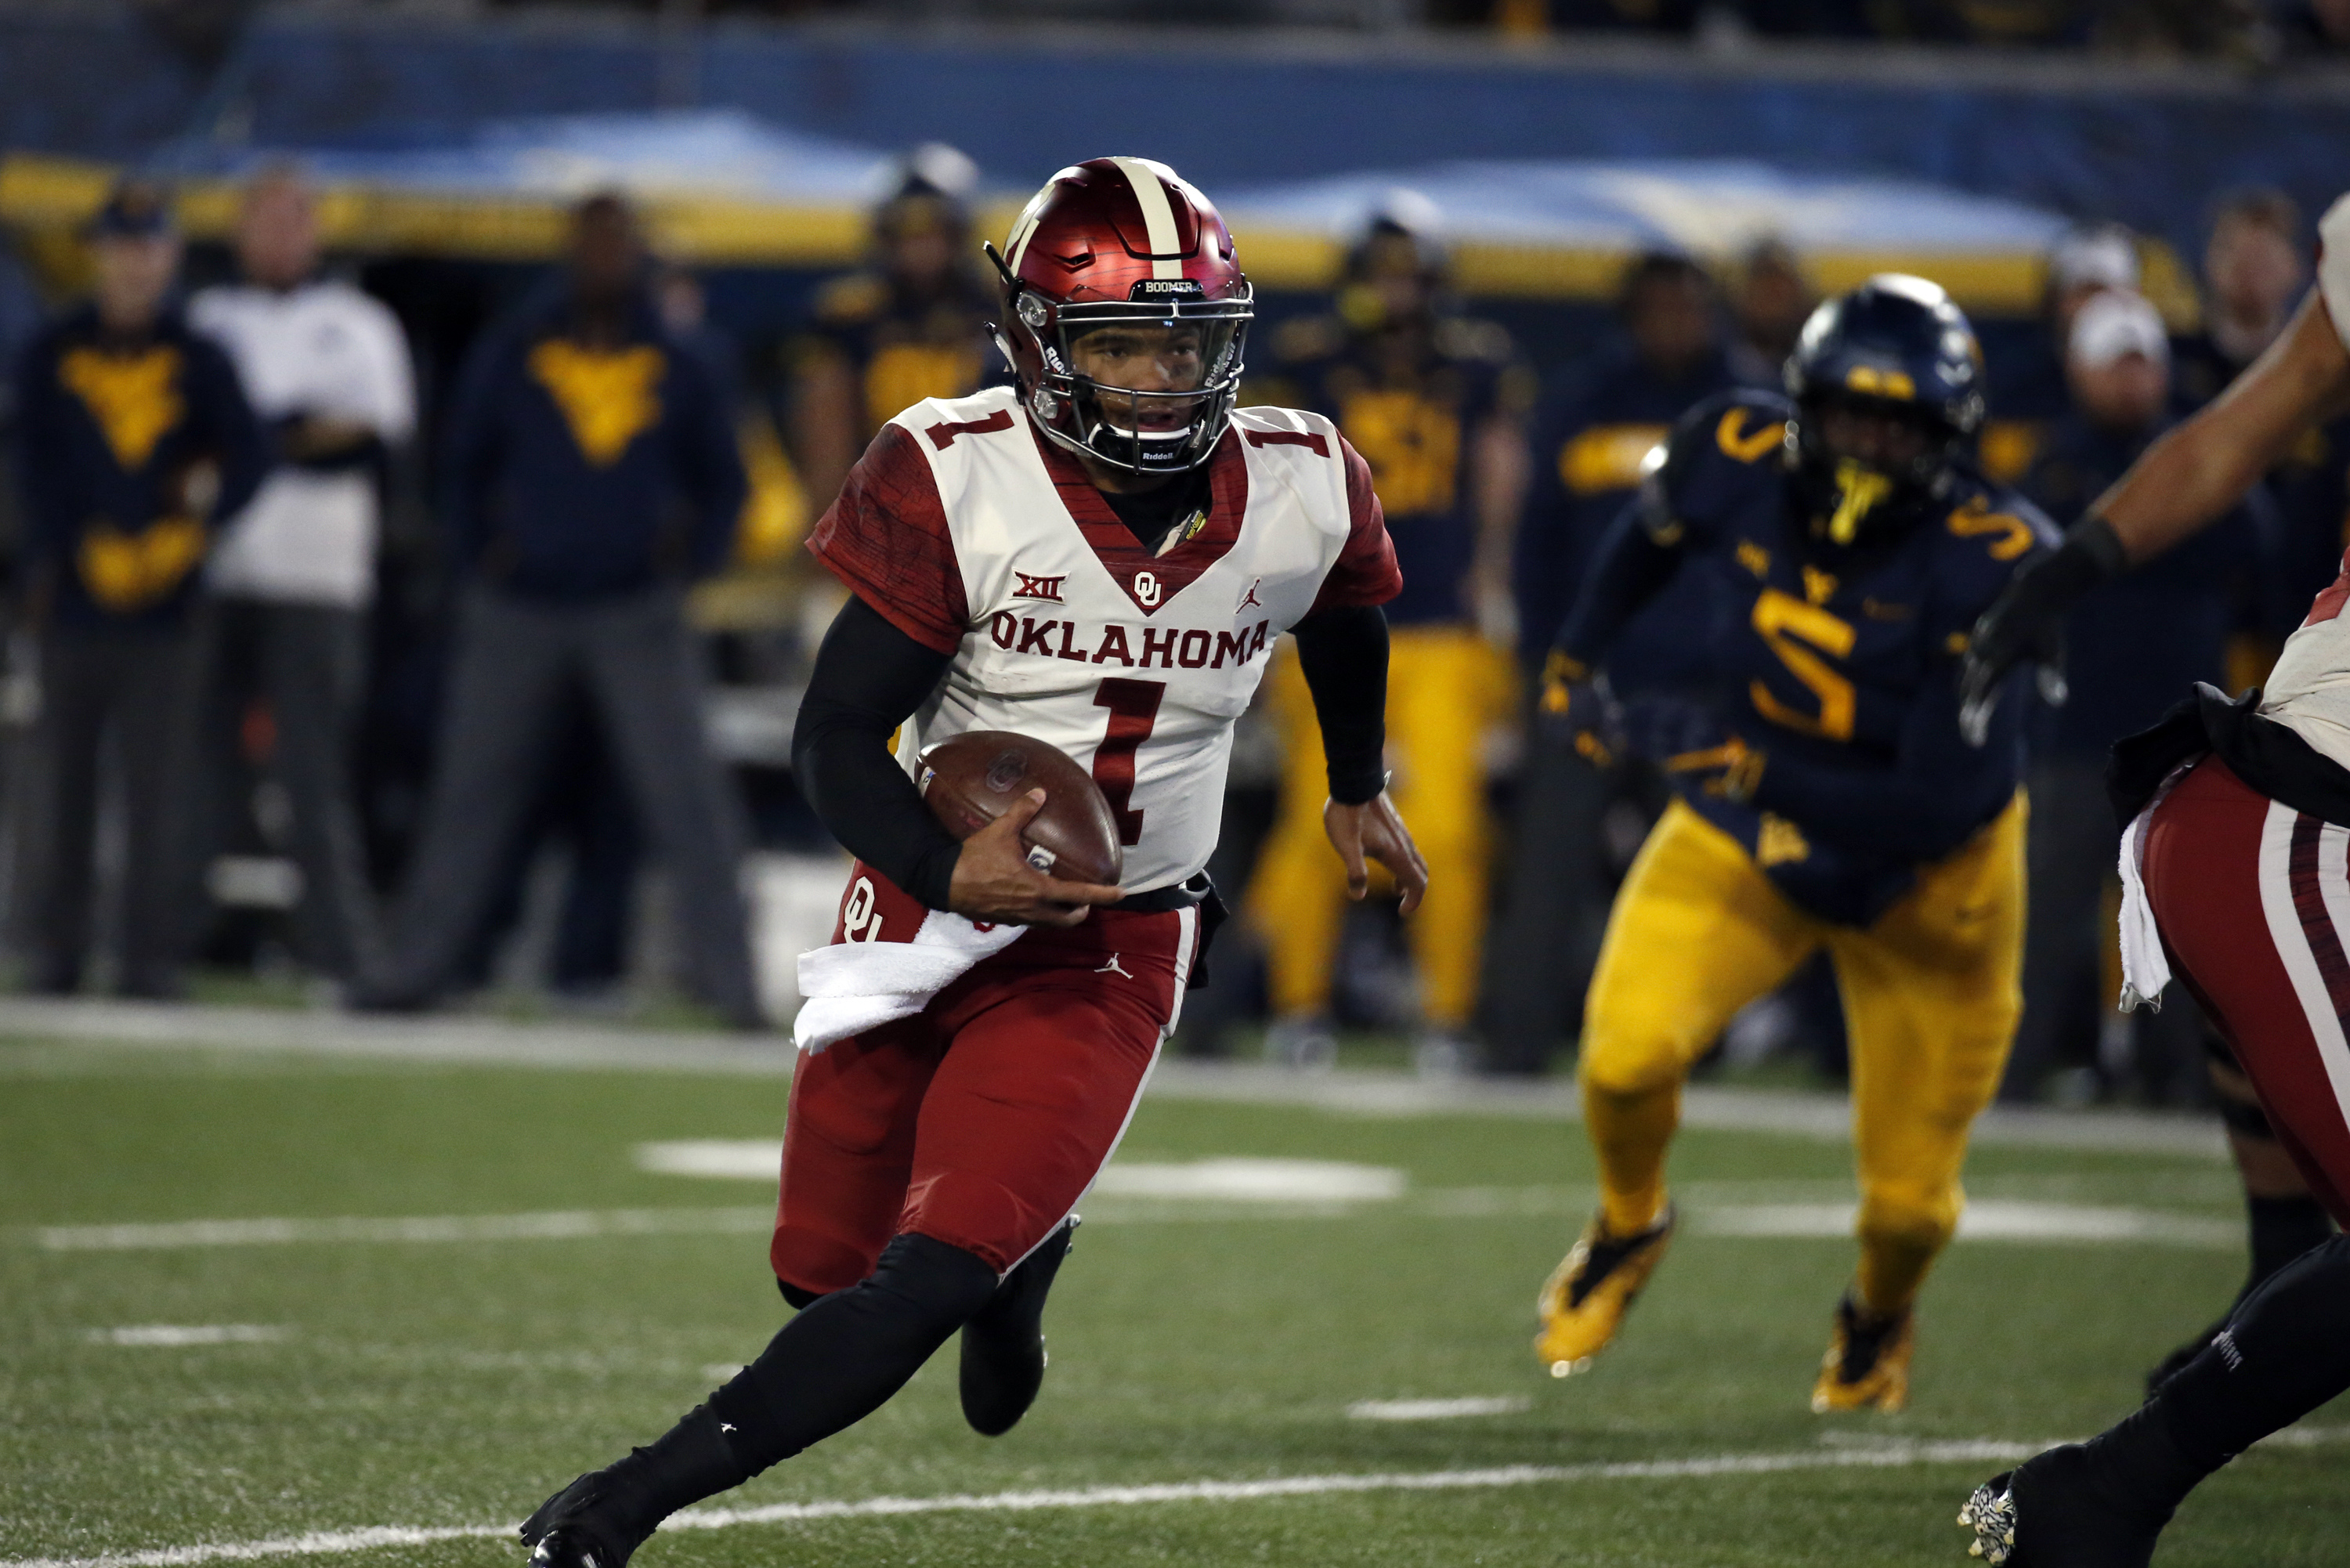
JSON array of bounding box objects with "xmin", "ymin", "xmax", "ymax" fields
[
  {"xmin": 2257, "ymin": 195, "xmax": 2350, "ymax": 768},
  {"xmin": 856, "ymin": 386, "xmax": 1378, "ymax": 894}
]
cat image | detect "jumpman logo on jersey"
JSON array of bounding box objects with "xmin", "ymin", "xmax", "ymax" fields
[
  {"xmin": 1236, "ymin": 578, "xmax": 1263, "ymax": 613},
  {"xmin": 1095, "ymin": 953, "xmax": 1133, "ymax": 979}
]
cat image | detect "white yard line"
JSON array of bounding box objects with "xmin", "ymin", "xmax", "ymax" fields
[
  {"xmin": 1347, "ymin": 1395, "xmax": 1531, "ymax": 1421},
  {"xmin": 36, "ymin": 1209, "xmax": 773, "ymax": 1252},
  {"xmin": 0, "ymin": 999, "xmax": 2225, "ymax": 1158},
  {"xmin": 32, "ymin": 1194, "xmax": 2249, "ymax": 1253},
  {"xmin": 0, "ymin": 1438, "xmax": 2048, "ymax": 1568}
]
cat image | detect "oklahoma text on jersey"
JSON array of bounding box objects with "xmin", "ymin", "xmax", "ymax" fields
[{"xmin": 808, "ymin": 381, "xmax": 1400, "ymax": 896}]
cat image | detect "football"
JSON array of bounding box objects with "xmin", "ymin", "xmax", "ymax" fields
[{"xmin": 918, "ymin": 731, "xmax": 1124, "ymax": 887}]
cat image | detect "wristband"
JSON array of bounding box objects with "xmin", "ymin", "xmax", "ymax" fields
[{"xmin": 2069, "ymin": 514, "xmax": 2128, "ymax": 578}]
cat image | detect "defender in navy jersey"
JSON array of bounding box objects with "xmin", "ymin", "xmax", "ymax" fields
[{"xmin": 1531, "ymin": 276, "xmax": 2055, "ymax": 1414}]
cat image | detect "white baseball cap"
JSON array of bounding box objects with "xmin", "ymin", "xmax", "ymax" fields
[
  {"xmin": 2050, "ymin": 224, "xmax": 2142, "ymax": 295},
  {"xmin": 2070, "ymin": 289, "xmax": 2170, "ymax": 371}
]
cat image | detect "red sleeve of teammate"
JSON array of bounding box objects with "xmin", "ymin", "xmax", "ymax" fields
[
  {"xmin": 806, "ymin": 424, "xmax": 970, "ymax": 654},
  {"xmin": 1310, "ymin": 433, "xmax": 1404, "ymax": 615}
]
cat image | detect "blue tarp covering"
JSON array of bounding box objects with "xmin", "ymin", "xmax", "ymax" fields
[
  {"xmin": 1220, "ymin": 158, "xmax": 2069, "ymax": 255},
  {"xmin": 142, "ymin": 110, "xmax": 2073, "ymax": 268},
  {"xmin": 1, "ymin": 9, "xmax": 2341, "ymax": 267},
  {"xmin": 150, "ymin": 110, "xmax": 906, "ymax": 208}
]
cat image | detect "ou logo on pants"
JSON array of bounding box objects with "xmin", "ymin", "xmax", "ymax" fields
[{"xmin": 1133, "ymin": 570, "xmax": 1161, "ymax": 607}]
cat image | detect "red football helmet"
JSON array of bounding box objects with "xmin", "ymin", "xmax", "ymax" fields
[{"xmin": 986, "ymin": 157, "xmax": 1253, "ymax": 475}]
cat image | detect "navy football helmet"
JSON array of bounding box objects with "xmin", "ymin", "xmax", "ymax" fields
[{"xmin": 1783, "ymin": 274, "xmax": 1987, "ymax": 547}]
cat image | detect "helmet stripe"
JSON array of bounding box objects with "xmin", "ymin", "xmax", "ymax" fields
[
  {"xmin": 1005, "ymin": 187, "xmax": 1050, "ymax": 274},
  {"xmin": 1108, "ymin": 156, "xmax": 1186, "ymax": 280}
]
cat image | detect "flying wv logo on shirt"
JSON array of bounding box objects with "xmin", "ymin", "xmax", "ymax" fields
[
  {"xmin": 60, "ymin": 345, "xmax": 183, "ymax": 469},
  {"xmin": 528, "ymin": 341, "xmax": 665, "ymax": 466}
]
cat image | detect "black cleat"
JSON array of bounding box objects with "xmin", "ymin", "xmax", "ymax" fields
[
  {"xmin": 519, "ymin": 1471, "xmax": 651, "ymax": 1568},
  {"xmin": 959, "ymin": 1216, "xmax": 1077, "ymax": 1437},
  {"xmin": 1958, "ymin": 1444, "xmax": 2169, "ymax": 1566}
]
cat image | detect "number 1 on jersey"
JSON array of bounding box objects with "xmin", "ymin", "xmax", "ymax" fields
[{"xmin": 1091, "ymin": 678, "xmax": 1165, "ymax": 846}]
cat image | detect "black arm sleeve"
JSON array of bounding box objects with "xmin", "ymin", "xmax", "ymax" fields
[
  {"xmin": 1554, "ymin": 495, "xmax": 1682, "ymax": 669},
  {"xmin": 1291, "ymin": 602, "xmax": 1390, "ymax": 805},
  {"xmin": 790, "ymin": 594, "xmax": 964, "ymax": 910}
]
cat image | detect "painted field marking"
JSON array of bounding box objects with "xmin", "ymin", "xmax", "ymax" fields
[
  {"xmin": 1347, "ymin": 1396, "xmax": 1531, "ymax": 1422},
  {"xmin": 0, "ymin": 999, "xmax": 2228, "ymax": 1158},
  {"xmin": 637, "ymin": 1143, "xmax": 1412, "ymax": 1205},
  {"xmin": 35, "ymin": 1209, "xmax": 772, "ymax": 1252},
  {"xmin": 0, "ymin": 1438, "xmax": 2041, "ymax": 1568},
  {"xmin": 33, "ymin": 1196, "xmax": 2239, "ymax": 1252},
  {"xmin": 9, "ymin": 1429, "xmax": 2345, "ymax": 1568},
  {"xmin": 1697, "ymin": 1201, "xmax": 2238, "ymax": 1249},
  {"xmin": 87, "ymin": 1325, "xmax": 287, "ymax": 1348}
]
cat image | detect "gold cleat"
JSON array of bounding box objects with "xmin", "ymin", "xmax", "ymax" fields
[
  {"xmin": 1533, "ymin": 1207, "xmax": 1676, "ymax": 1378},
  {"xmin": 1811, "ymin": 1290, "xmax": 1914, "ymax": 1413}
]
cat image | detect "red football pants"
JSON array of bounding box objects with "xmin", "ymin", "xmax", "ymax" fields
[
  {"xmin": 2144, "ymin": 757, "xmax": 2350, "ymax": 1223},
  {"xmin": 772, "ymin": 894, "xmax": 1198, "ymax": 1290}
]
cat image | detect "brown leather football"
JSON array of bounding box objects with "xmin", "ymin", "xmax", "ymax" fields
[{"xmin": 917, "ymin": 731, "xmax": 1123, "ymax": 887}]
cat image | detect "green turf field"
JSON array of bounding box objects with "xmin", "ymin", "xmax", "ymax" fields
[{"xmin": 2, "ymin": 1023, "xmax": 2341, "ymax": 1567}]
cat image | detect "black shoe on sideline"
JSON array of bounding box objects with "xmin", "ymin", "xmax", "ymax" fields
[
  {"xmin": 1958, "ymin": 1443, "xmax": 2169, "ymax": 1567},
  {"xmin": 959, "ymin": 1216, "xmax": 1078, "ymax": 1437},
  {"xmin": 520, "ymin": 1471, "xmax": 649, "ymax": 1568}
]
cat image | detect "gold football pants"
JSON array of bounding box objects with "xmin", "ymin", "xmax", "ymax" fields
[
  {"xmin": 1250, "ymin": 624, "xmax": 1513, "ymax": 1031},
  {"xmin": 1578, "ymin": 794, "xmax": 2026, "ymax": 1314}
]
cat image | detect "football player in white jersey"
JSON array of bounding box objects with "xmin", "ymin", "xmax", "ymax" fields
[
  {"xmin": 519, "ymin": 157, "xmax": 1426, "ymax": 1568},
  {"xmin": 1952, "ymin": 196, "xmax": 2350, "ymax": 1564}
]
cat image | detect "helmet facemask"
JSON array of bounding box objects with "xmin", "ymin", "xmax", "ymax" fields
[
  {"xmin": 995, "ymin": 267, "xmax": 1252, "ymax": 476},
  {"xmin": 1791, "ymin": 390, "xmax": 1963, "ymax": 549}
]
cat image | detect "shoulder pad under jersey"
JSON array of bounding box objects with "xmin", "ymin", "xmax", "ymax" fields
[
  {"xmin": 1639, "ymin": 388, "xmax": 1795, "ymax": 544},
  {"xmin": 1933, "ymin": 474, "xmax": 2061, "ymax": 616}
]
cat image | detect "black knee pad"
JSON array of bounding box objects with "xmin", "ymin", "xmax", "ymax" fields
[{"xmin": 777, "ymin": 1278, "xmax": 826, "ymax": 1310}]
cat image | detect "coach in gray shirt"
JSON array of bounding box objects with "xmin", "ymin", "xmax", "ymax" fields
[{"xmin": 191, "ymin": 166, "xmax": 414, "ymax": 985}]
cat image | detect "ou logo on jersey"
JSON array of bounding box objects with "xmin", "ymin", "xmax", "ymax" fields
[
  {"xmin": 842, "ymin": 876, "xmax": 886, "ymax": 944},
  {"xmin": 1133, "ymin": 570, "xmax": 1162, "ymax": 607}
]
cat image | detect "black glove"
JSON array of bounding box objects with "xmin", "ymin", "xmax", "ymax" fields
[
  {"xmin": 1537, "ymin": 650, "xmax": 1625, "ymax": 768},
  {"xmin": 1958, "ymin": 515, "xmax": 2128, "ymax": 747}
]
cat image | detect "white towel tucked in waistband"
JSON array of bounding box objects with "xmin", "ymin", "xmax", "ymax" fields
[
  {"xmin": 2116, "ymin": 766, "xmax": 2189, "ymax": 1013},
  {"xmin": 793, "ymin": 913, "xmax": 1026, "ymax": 1053}
]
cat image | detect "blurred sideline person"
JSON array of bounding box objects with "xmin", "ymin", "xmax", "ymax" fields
[
  {"xmin": 1981, "ymin": 222, "xmax": 2140, "ymax": 486},
  {"xmin": 1248, "ymin": 193, "xmax": 1529, "ymax": 1075},
  {"xmin": 516, "ymin": 156, "xmax": 1423, "ymax": 1568},
  {"xmin": 1952, "ymin": 194, "xmax": 2350, "ymax": 1568},
  {"xmin": 187, "ymin": 165, "xmax": 415, "ymax": 986},
  {"xmin": 1534, "ymin": 278, "xmax": 2053, "ymax": 1413},
  {"xmin": 790, "ymin": 145, "xmax": 996, "ymax": 515},
  {"xmin": 1486, "ymin": 251, "xmax": 1738, "ymax": 1075},
  {"xmin": 9, "ymin": 181, "xmax": 266, "ymax": 997},
  {"xmin": 354, "ymin": 193, "xmax": 760, "ymax": 1027},
  {"xmin": 1726, "ymin": 239, "xmax": 1817, "ymax": 389},
  {"xmin": 2008, "ymin": 291, "xmax": 2268, "ymax": 1106},
  {"xmin": 2172, "ymin": 190, "xmax": 2308, "ymax": 413}
]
